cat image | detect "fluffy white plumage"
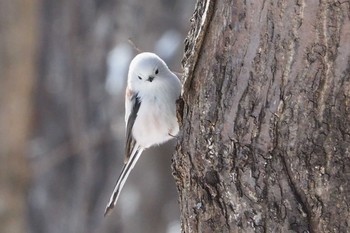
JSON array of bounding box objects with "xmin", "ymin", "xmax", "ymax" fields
[{"xmin": 104, "ymin": 52, "xmax": 182, "ymax": 216}]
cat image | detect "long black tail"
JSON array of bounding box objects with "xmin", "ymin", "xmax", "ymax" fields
[{"xmin": 104, "ymin": 146, "xmax": 143, "ymax": 216}]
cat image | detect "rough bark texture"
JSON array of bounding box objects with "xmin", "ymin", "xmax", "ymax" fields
[{"xmin": 173, "ymin": 0, "xmax": 350, "ymax": 232}]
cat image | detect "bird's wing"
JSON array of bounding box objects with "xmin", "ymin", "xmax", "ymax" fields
[
  {"xmin": 104, "ymin": 88, "xmax": 143, "ymax": 216},
  {"xmin": 124, "ymin": 88, "xmax": 141, "ymax": 163}
]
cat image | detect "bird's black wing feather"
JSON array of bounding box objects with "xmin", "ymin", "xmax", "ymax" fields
[{"xmin": 125, "ymin": 94, "xmax": 141, "ymax": 163}]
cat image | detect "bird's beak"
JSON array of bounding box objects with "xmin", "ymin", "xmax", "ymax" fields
[{"xmin": 147, "ymin": 76, "xmax": 154, "ymax": 82}]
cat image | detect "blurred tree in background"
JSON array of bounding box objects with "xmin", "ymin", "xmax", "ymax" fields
[
  {"xmin": 0, "ymin": 0, "xmax": 37, "ymax": 232},
  {"xmin": 0, "ymin": 1, "xmax": 194, "ymax": 233}
]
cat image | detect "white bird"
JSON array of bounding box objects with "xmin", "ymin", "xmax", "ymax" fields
[{"xmin": 104, "ymin": 52, "xmax": 182, "ymax": 216}]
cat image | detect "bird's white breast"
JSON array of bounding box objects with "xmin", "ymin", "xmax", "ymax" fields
[{"xmin": 132, "ymin": 95, "xmax": 178, "ymax": 148}]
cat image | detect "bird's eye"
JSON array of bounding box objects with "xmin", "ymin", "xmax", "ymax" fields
[
  {"xmin": 138, "ymin": 76, "xmax": 142, "ymax": 80},
  {"xmin": 155, "ymin": 69, "xmax": 159, "ymax": 75}
]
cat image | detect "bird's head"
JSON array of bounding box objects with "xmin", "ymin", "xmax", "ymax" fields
[{"xmin": 128, "ymin": 52, "xmax": 171, "ymax": 92}]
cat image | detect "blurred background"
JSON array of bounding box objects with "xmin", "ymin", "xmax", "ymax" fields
[{"xmin": 0, "ymin": 0, "xmax": 195, "ymax": 233}]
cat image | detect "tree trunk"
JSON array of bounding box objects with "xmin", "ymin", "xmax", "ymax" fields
[{"xmin": 173, "ymin": 0, "xmax": 350, "ymax": 232}]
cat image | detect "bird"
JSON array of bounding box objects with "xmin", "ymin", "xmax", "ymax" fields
[{"xmin": 104, "ymin": 52, "xmax": 182, "ymax": 216}]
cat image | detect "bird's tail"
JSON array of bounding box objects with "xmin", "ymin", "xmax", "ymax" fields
[{"xmin": 104, "ymin": 145, "xmax": 143, "ymax": 216}]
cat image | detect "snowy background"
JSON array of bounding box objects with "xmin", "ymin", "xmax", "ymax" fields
[{"xmin": 0, "ymin": 1, "xmax": 195, "ymax": 233}]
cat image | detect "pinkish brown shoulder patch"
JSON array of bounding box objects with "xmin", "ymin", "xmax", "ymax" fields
[{"xmin": 125, "ymin": 87, "xmax": 134, "ymax": 99}]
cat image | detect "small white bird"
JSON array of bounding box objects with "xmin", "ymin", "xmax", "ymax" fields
[{"xmin": 104, "ymin": 52, "xmax": 182, "ymax": 216}]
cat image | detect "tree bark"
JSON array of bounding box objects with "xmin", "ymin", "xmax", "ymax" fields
[{"xmin": 173, "ymin": 0, "xmax": 350, "ymax": 232}]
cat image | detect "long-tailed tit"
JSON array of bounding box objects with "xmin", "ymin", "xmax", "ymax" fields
[{"xmin": 104, "ymin": 52, "xmax": 182, "ymax": 216}]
